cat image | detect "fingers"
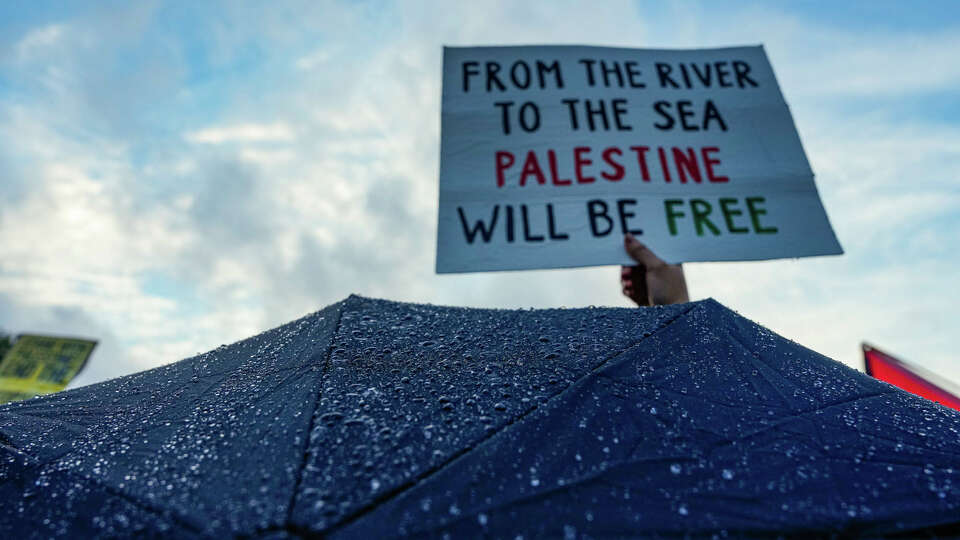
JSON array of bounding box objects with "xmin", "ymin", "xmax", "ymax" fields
[
  {"xmin": 648, "ymin": 264, "xmax": 690, "ymax": 305},
  {"xmin": 624, "ymin": 234, "xmax": 666, "ymax": 269},
  {"xmin": 620, "ymin": 267, "xmax": 633, "ymax": 298},
  {"xmin": 631, "ymin": 263, "xmax": 651, "ymax": 306},
  {"xmin": 620, "ymin": 264, "xmax": 638, "ymax": 301},
  {"xmin": 620, "ymin": 261, "xmax": 652, "ymax": 307}
]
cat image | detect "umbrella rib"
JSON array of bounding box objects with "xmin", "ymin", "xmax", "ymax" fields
[
  {"xmin": 323, "ymin": 302, "xmax": 700, "ymax": 536},
  {"xmin": 723, "ymin": 326, "xmax": 799, "ymax": 408},
  {"xmin": 283, "ymin": 298, "xmax": 348, "ymax": 529}
]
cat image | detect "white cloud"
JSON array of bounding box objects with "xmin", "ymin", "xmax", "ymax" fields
[
  {"xmin": 238, "ymin": 147, "xmax": 296, "ymax": 165},
  {"xmin": 184, "ymin": 122, "xmax": 296, "ymax": 144},
  {"xmin": 295, "ymin": 49, "xmax": 332, "ymax": 71},
  {"xmin": 783, "ymin": 28, "xmax": 960, "ymax": 98},
  {"xmin": 14, "ymin": 24, "xmax": 65, "ymax": 61}
]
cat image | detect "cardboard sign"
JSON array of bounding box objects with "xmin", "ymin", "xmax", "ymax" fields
[
  {"xmin": 0, "ymin": 334, "xmax": 95, "ymax": 403},
  {"xmin": 436, "ymin": 45, "xmax": 843, "ymax": 273}
]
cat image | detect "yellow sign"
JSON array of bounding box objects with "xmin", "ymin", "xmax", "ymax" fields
[{"xmin": 0, "ymin": 335, "xmax": 96, "ymax": 404}]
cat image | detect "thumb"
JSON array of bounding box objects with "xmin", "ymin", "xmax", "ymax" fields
[{"xmin": 624, "ymin": 234, "xmax": 666, "ymax": 269}]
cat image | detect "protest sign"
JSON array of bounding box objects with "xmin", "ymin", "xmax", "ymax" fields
[
  {"xmin": 436, "ymin": 45, "xmax": 843, "ymax": 273},
  {"xmin": 0, "ymin": 334, "xmax": 95, "ymax": 403}
]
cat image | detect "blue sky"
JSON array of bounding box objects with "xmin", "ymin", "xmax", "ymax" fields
[{"xmin": 0, "ymin": 0, "xmax": 957, "ymax": 387}]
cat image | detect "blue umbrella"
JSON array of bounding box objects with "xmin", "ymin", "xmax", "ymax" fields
[{"xmin": 2, "ymin": 296, "xmax": 959, "ymax": 538}]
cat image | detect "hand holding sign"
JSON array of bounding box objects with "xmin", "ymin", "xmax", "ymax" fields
[
  {"xmin": 621, "ymin": 234, "xmax": 689, "ymax": 306},
  {"xmin": 436, "ymin": 45, "xmax": 842, "ymax": 273}
]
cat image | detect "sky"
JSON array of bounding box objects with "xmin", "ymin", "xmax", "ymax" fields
[{"xmin": 0, "ymin": 0, "xmax": 957, "ymax": 389}]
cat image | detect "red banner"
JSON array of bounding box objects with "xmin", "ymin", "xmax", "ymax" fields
[{"xmin": 864, "ymin": 343, "xmax": 960, "ymax": 411}]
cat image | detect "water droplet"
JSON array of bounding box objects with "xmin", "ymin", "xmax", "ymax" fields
[
  {"xmin": 670, "ymin": 463, "xmax": 682, "ymax": 475},
  {"xmin": 320, "ymin": 412, "xmax": 343, "ymax": 425}
]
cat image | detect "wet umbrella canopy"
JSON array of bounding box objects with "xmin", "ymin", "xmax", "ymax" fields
[{"xmin": 1, "ymin": 296, "xmax": 959, "ymax": 538}]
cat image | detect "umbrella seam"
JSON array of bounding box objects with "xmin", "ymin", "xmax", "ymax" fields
[
  {"xmin": 0, "ymin": 431, "xmax": 18, "ymax": 451},
  {"xmin": 282, "ymin": 298, "xmax": 349, "ymax": 531},
  {"xmin": 715, "ymin": 319, "xmax": 924, "ymax": 533},
  {"xmin": 1, "ymin": 456, "xmax": 207, "ymax": 536},
  {"xmin": 323, "ymin": 301, "xmax": 700, "ymax": 536},
  {"xmin": 723, "ymin": 325, "xmax": 798, "ymax": 408}
]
